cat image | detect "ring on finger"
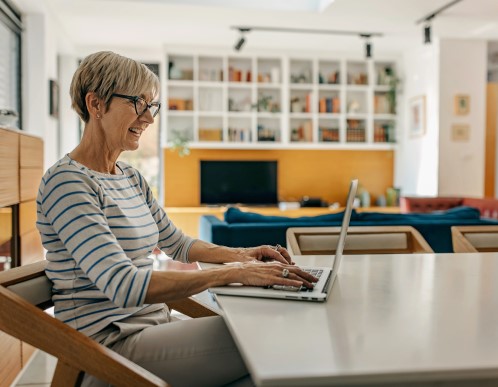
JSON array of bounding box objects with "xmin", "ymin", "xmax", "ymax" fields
[
  {"xmin": 282, "ymin": 268, "xmax": 289, "ymax": 278},
  {"xmin": 274, "ymin": 244, "xmax": 281, "ymax": 252}
]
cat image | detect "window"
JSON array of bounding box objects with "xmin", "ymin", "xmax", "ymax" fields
[{"xmin": 0, "ymin": 0, "xmax": 21, "ymax": 127}]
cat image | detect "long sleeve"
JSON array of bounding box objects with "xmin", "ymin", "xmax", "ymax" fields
[
  {"xmin": 37, "ymin": 156, "xmax": 164, "ymax": 336},
  {"xmin": 133, "ymin": 168, "xmax": 195, "ymax": 262}
]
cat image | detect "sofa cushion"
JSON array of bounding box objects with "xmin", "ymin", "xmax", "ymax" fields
[
  {"xmin": 400, "ymin": 197, "xmax": 464, "ymax": 213},
  {"xmin": 224, "ymin": 207, "xmax": 358, "ymax": 224},
  {"xmin": 462, "ymin": 198, "xmax": 498, "ymax": 219},
  {"xmin": 357, "ymin": 206, "xmax": 480, "ymax": 222}
]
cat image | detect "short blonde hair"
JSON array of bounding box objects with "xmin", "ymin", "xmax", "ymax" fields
[{"xmin": 70, "ymin": 51, "xmax": 160, "ymax": 122}]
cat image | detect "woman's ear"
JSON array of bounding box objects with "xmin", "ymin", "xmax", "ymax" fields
[{"xmin": 86, "ymin": 92, "xmax": 103, "ymax": 119}]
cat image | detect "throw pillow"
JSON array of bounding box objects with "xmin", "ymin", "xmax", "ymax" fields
[{"xmin": 224, "ymin": 207, "xmax": 358, "ymax": 224}]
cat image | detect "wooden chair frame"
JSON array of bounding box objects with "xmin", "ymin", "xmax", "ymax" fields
[
  {"xmin": 451, "ymin": 225, "xmax": 498, "ymax": 253},
  {"xmin": 0, "ymin": 260, "xmax": 218, "ymax": 387},
  {"xmin": 286, "ymin": 226, "xmax": 434, "ymax": 255}
]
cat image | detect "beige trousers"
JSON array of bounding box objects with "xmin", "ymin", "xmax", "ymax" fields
[{"xmin": 82, "ymin": 315, "xmax": 253, "ymax": 387}]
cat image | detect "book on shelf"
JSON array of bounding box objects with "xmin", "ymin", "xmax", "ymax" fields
[
  {"xmin": 168, "ymin": 99, "xmax": 193, "ymax": 111},
  {"xmin": 291, "ymin": 120, "xmax": 313, "ymax": 142},
  {"xmin": 374, "ymin": 123, "xmax": 395, "ymax": 143},
  {"xmin": 199, "ymin": 68, "xmax": 223, "ymax": 82},
  {"xmin": 346, "ymin": 119, "xmax": 366, "ymax": 142},
  {"xmin": 328, "ymin": 70, "xmax": 340, "ymax": 84},
  {"xmin": 325, "ymin": 98, "xmax": 332, "ymax": 113},
  {"xmin": 257, "ymin": 125, "xmax": 276, "ymax": 141},
  {"xmin": 348, "ymin": 72, "xmax": 368, "ymax": 85},
  {"xmin": 305, "ymin": 93, "xmax": 312, "ymax": 113},
  {"xmin": 199, "ymin": 128, "xmax": 223, "ymax": 142},
  {"xmin": 374, "ymin": 94, "xmax": 391, "ymax": 114},
  {"xmin": 319, "ymin": 127, "xmax": 339, "ymax": 142},
  {"xmin": 318, "ymin": 97, "xmax": 340, "ymax": 113},
  {"xmin": 228, "ymin": 128, "xmax": 251, "ymax": 142},
  {"xmin": 332, "ymin": 98, "xmax": 340, "ymax": 113},
  {"xmin": 229, "ymin": 67, "xmax": 251, "ymax": 83}
]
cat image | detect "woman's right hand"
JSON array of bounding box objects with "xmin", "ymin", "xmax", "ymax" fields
[{"xmin": 227, "ymin": 262, "xmax": 318, "ymax": 289}]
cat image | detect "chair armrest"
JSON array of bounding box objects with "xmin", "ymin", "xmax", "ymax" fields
[
  {"xmin": 451, "ymin": 226, "xmax": 478, "ymax": 253},
  {"xmin": 0, "ymin": 286, "xmax": 168, "ymax": 387},
  {"xmin": 199, "ymin": 215, "xmax": 228, "ymax": 242},
  {"xmin": 168, "ymin": 296, "xmax": 219, "ymax": 318}
]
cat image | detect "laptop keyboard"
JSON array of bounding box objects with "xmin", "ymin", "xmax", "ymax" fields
[{"xmin": 271, "ymin": 268, "xmax": 323, "ymax": 292}]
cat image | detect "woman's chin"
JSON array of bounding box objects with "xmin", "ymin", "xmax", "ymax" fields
[{"xmin": 126, "ymin": 140, "xmax": 140, "ymax": 151}]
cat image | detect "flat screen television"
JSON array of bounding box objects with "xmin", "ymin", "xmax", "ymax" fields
[{"xmin": 200, "ymin": 160, "xmax": 278, "ymax": 205}]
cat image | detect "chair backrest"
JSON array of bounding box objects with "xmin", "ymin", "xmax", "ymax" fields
[
  {"xmin": 286, "ymin": 226, "xmax": 434, "ymax": 255},
  {"xmin": 452, "ymin": 225, "xmax": 498, "ymax": 253},
  {"xmin": 0, "ymin": 261, "xmax": 168, "ymax": 387}
]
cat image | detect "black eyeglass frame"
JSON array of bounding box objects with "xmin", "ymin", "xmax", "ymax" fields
[{"xmin": 112, "ymin": 93, "xmax": 161, "ymax": 117}]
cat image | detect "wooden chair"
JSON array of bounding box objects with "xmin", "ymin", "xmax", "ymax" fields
[
  {"xmin": 286, "ymin": 226, "xmax": 434, "ymax": 255},
  {"xmin": 0, "ymin": 260, "xmax": 218, "ymax": 386},
  {"xmin": 451, "ymin": 225, "xmax": 498, "ymax": 253}
]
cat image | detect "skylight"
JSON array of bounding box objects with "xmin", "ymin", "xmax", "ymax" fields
[{"xmin": 114, "ymin": 0, "xmax": 336, "ymax": 13}]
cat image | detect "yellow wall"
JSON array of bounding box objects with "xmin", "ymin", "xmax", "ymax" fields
[{"xmin": 164, "ymin": 148, "xmax": 394, "ymax": 207}]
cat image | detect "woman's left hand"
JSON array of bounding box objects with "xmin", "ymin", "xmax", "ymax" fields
[{"xmin": 237, "ymin": 244, "xmax": 294, "ymax": 265}]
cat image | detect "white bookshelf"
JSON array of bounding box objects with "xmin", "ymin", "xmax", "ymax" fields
[{"xmin": 165, "ymin": 52, "xmax": 398, "ymax": 149}]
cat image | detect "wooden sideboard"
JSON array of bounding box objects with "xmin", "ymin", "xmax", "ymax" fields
[
  {"xmin": 0, "ymin": 126, "xmax": 44, "ymax": 386},
  {"xmin": 166, "ymin": 206, "xmax": 400, "ymax": 239}
]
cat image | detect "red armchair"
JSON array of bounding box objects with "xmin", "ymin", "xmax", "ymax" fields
[{"xmin": 400, "ymin": 197, "xmax": 498, "ymax": 220}]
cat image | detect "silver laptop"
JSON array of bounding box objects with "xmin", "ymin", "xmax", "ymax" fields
[{"xmin": 208, "ymin": 179, "xmax": 358, "ymax": 302}]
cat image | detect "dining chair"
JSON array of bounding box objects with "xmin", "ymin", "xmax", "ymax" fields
[
  {"xmin": 0, "ymin": 260, "xmax": 218, "ymax": 386},
  {"xmin": 286, "ymin": 225, "xmax": 434, "ymax": 255},
  {"xmin": 451, "ymin": 225, "xmax": 498, "ymax": 253}
]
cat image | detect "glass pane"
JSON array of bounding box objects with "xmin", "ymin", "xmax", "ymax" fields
[{"xmin": 0, "ymin": 20, "xmax": 20, "ymax": 123}]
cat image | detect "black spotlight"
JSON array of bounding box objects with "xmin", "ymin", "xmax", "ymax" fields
[
  {"xmin": 365, "ymin": 41, "xmax": 372, "ymax": 58},
  {"xmin": 234, "ymin": 28, "xmax": 250, "ymax": 51},
  {"xmin": 234, "ymin": 36, "xmax": 246, "ymax": 51},
  {"xmin": 424, "ymin": 24, "xmax": 431, "ymax": 44}
]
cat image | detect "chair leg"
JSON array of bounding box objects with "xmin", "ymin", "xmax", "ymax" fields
[{"xmin": 51, "ymin": 361, "xmax": 84, "ymax": 387}]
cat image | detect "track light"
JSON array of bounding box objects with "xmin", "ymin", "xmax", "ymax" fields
[
  {"xmin": 416, "ymin": 0, "xmax": 463, "ymax": 45},
  {"xmin": 234, "ymin": 28, "xmax": 250, "ymax": 51},
  {"xmin": 365, "ymin": 41, "xmax": 372, "ymax": 58},
  {"xmin": 424, "ymin": 23, "xmax": 431, "ymax": 44},
  {"xmin": 234, "ymin": 36, "xmax": 245, "ymax": 51},
  {"xmin": 360, "ymin": 34, "xmax": 372, "ymax": 59},
  {"xmin": 231, "ymin": 26, "xmax": 382, "ymax": 57}
]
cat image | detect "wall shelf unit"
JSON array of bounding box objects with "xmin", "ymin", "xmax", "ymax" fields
[{"xmin": 165, "ymin": 52, "xmax": 399, "ymax": 149}]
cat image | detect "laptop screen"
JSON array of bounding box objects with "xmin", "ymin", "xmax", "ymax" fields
[{"xmin": 332, "ymin": 179, "xmax": 358, "ymax": 272}]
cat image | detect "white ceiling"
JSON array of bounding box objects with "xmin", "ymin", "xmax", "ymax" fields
[{"xmin": 12, "ymin": 0, "xmax": 498, "ymax": 54}]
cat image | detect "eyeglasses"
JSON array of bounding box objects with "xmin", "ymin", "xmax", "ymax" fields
[{"xmin": 112, "ymin": 93, "xmax": 161, "ymax": 117}]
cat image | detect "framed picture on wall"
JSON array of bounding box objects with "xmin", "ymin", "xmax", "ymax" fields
[
  {"xmin": 49, "ymin": 79, "xmax": 59, "ymax": 118},
  {"xmin": 454, "ymin": 94, "xmax": 470, "ymax": 115},
  {"xmin": 409, "ymin": 95, "xmax": 426, "ymax": 137}
]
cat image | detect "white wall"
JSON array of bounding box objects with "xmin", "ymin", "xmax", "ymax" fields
[
  {"xmin": 21, "ymin": 7, "xmax": 76, "ymax": 170},
  {"xmin": 395, "ymin": 39, "xmax": 487, "ymax": 198},
  {"xmin": 395, "ymin": 42, "xmax": 440, "ymax": 196},
  {"xmin": 438, "ymin": 39, "xmax": 487, "ymax": 197},
  {"xmin": 58, "ymin": 55, "xmax": 79, "ymax": 155}
]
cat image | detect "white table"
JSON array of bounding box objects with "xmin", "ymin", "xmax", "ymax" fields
[{"xmin": 208, "ymin": 253, "xmax": 498, "ymax": 386}]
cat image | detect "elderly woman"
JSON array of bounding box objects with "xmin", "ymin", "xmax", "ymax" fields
[{"xmin": 36, "ymin": 51, "xmax": 316, "ymax": 387}]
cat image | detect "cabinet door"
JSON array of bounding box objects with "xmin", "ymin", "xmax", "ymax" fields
[
  {"xmin": 0, "ymin": 129, "xmax": 19, "ymax": 207},
  {"xmin": 20, "ymin": 200, "xmax": 44, "ymax": 265},
  {"xmin": 19, "ymin": 134, "xmax": 44, "ymax": 203}
]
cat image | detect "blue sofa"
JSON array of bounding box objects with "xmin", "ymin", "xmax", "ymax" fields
[{"xmin": 199, "ymin": 206, "xmax": 498, "ymax": 253}]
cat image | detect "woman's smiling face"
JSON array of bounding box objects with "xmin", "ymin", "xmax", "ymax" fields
[{"xmin": 99, "ymin": 92, "xmax": 157, "ymax": 152}]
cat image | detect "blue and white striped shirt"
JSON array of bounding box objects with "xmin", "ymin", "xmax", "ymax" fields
[{"xmin": 36, "ymin": 155, "xmax": 194, "ymax": 337}]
